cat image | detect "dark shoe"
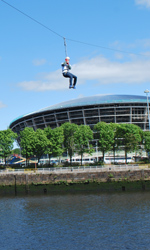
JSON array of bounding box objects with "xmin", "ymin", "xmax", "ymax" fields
[
  {"xmin": 69, "ymin": 85, "xmax": 72, "ymax": 89},
  {"xmin": 73, "ymin": 86, "xmax": 76, "ymax": 89}
]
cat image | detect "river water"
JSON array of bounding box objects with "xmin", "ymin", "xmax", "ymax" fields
[{"xmin": 0, "ymin": 192, "xmax": 150, "ymax": 250}]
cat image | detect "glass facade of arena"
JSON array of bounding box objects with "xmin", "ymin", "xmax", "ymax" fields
[{"xmin": 10, "ymin": 100, "xmax": 149, "ymax": 135}]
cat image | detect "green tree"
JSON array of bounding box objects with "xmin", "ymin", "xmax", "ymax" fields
[
  {"xmin": 94, "ymin": 122, "xmax": 114, "ymax": 162},
  {"xmin": 143, "ymin": 131, "xmax": 150, "ymax": 159},
  {"xmin": 44, "ymin": 127, "xmax": 53, "ymax": 164},
  {"xmin": 44, "ymin": 126, "xmax": 64, "ymax": 164},
  {"xmin": 12, "ymin": 148, "xmax": 21, "ymax": 155},
  {"xmin": 75, "ymin": 125, "xmax": 94, "ymax": 165},
  {"xmin": 62, "ymin": 122, "xmax": 78, "ymax": 164},
  {"xmin": 109, "ymin": 123, "xmax": 119, "ymax": 163},
  {"xmin": 32, "ymin": 129, "xmax": 48, "ymax": 164},
  {"xmin": 116, "ymin": 124, "xmax": 142, "ymax": 163},
  {"xmin": 20, "ymin": 127, "xmax": 35, "ymax": 165},
  {"xmin": 52, "ymin": 127, "xmax": 64, "ymax": 158},
  {"xmin": 0, "ymin": 129, "xmax": 17, "ymax": 165}
]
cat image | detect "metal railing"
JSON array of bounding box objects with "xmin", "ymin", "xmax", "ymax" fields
[{"xmin": 0, "ymin": 164, "xmax": 147, "ymax": 174}]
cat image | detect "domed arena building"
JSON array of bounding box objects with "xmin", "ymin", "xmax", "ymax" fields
[{"xmin": 9, "ymin": 94, "xmax": 150, "ymax": 135}]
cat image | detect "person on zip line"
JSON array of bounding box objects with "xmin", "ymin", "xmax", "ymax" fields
[{"xmin": 61, "ymin": 57, "xmax": 77, "ymax": 89}]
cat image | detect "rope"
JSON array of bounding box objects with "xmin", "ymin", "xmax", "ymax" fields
[{"xmin": 64, "ymin": 38, "xmax": 68, "ymax": 58}]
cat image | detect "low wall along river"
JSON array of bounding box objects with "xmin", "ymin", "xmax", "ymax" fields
[{"xmin": 1, "ymin": 166, "xmax": 150, "ymax": 195}]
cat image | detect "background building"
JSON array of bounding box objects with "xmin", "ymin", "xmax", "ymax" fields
[{"xmin": 9, "ymin": 94, "xmax": 150, "ymax": 134}]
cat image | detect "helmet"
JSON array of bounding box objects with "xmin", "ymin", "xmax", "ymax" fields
[{"xmin": 65, "ymin": 57, "xmax": 70, "ymax": 60}]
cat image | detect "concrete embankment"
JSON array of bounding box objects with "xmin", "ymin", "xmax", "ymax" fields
[{"xmin": 1, "ymin": 168, "xmax": 150, "ymax": 195}]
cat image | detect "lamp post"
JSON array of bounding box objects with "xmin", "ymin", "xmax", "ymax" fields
[{"xmin": 144, "ymin": 89, "xmax": 150, "ymax": 131}]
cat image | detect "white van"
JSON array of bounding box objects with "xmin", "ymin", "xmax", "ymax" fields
[
  {"xmin": 104, "ymin": 156, "xmax": 134, "ymax": 164},
  {"xmin": 68, "ymin": 158, "xmax": 95, "ymax": 164},
  {"xmin": 0, "ymin": 159, "xmax": 5, "ymax": 165}
]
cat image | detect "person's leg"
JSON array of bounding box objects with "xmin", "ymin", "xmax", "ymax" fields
[
  {"xmin": 72, "ymin": 74, "xmax": 77, "ymax": 87},
  {"xmin": 63, "ymin": 72, "xmax": 73, "ymax": 88}
]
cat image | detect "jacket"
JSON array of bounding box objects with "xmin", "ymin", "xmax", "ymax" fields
[{"xmin": 61, "ymin": 62, "xmax": 71, "ymax": 74}]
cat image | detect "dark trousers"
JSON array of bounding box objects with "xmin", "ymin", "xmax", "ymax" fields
[{"xmin": 63, "ymin": 72, "xmax": 77, "ymax": 87}]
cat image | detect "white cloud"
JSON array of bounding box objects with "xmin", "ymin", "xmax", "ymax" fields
[
  {"xmin": 32, "ymin": 59, "xmax": 46, "ymax": 66},
  {"xmin": 18, "ymin": 55, "xmax": 150, "ymax": 91},
  {"xmin": 19, "ymin": 69, "xmax": 68, "ymax": 91},
  {"xmin": 110, "ymin": 39, "xmax": 150, "ymax": 53},
  {"xmin": 0, "ymin": 101, "xmax": 6, "ymax": 109},
  {"xmin": 75, "ymin": 56, "xmax": 150, "ymax": 84},
  {"xmin": 114, "ymin": 53, "xmax": 124, "ymax": 60},
  {"xmin": 142, "ymin": 39, "xmax": 150, "ymax": 48},
  {"xmin": 77, "ymin": 94, "xmax": 85, "ymax": 99},
  {"xmin": 135, "ymin": 0, "xmax": 150, "ymax": 8}
]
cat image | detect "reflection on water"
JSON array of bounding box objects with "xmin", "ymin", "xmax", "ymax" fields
[{"xmin": 0, "ymin": 192, "xmax": 150, "ymax": 250}]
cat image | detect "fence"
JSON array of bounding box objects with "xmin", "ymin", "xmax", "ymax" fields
[{"xmin": 0, "ymin": 164, "xmax": 146, "ymax": 174}]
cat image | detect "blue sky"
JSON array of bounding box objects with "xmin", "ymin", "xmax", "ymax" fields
[{"xmin": 0, "ymin": 0, "xmax": 150, "ymax": 131}]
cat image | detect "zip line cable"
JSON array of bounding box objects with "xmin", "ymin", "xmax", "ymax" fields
[
  {"xmin": 66, "ymin": 37, "xmax": 147, "ymax": 57},
  {"xmin": 0, "ymin": 0, "xmax": 63, "ymax": 39},
  {"xmin": 1, "ymin": 0, "xmax": 149, "ymax": 58}
]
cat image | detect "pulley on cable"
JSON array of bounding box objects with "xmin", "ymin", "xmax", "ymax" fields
[{"xmin": 61, "ymin": 37, "xmax": 77, "ymax": 90}]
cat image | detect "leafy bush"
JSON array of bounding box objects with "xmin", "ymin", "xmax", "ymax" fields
[{"xmin": 108, "ymin": 173, "xmax": 114, "ymax": 178}]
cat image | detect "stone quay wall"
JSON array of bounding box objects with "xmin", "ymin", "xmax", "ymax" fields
[{"xmin": 0, "ymin": 168, "xmax": 150, "ymax": 186}]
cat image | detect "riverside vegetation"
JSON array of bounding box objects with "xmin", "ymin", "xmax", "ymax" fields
[{"xmin": 0, "ymin": 122, "xmax": 150, "ymax": 167}]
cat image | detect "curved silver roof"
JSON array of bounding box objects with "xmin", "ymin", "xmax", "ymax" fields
[{"xmin": 10, "ymin": 94, "xmax": 149, "ymax": 124}]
